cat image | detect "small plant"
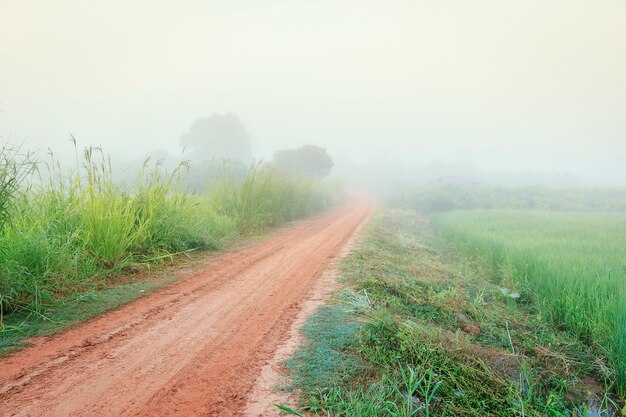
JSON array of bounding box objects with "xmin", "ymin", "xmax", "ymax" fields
[
  {"xmin": 342, "ymin": 289, "xmax": 373, "ymax": 312},
  {"xmin": 498, "ymin": 287, "xmax": 521, "ymax": 310},
  {"xmin": 386, "ymin": 366, "xmax": 443, "ymax": 417},
  {"xmin": 274, "ymin": 404, "xmax": 305, "ymax": 416}
]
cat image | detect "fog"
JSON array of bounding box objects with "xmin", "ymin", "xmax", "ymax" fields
[{"xmin": 2, "ymin": 0, "xmax": 625, "ymax": 187}]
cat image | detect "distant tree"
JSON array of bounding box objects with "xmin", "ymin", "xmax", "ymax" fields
[
  {"xmin": 180, "ymin": 113, "xmax": 252, "ymax": 163},
  {"xmin": 273, "ymin": 145, "xmax": 333, "ymax": 178},
  {"xmin": 187, "ymin": 158, "xmax": 248, "ymax": 193}
]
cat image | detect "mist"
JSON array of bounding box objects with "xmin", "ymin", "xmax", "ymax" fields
[{"xmin": 2, "ymin": 0, "xmax": 625, "ymax": 187}]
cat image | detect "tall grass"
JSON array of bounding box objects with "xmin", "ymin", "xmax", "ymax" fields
[
  {"xmin": 434, "ymin": 211, "xmax": 626, "ymax": 398},
  {"xmin": 208, "ymin": 162, "xmax": 341, "ymax": 233},
  {"xmin": 0, "ymin": 144, "xmax": 36, "ymax": 319},
  {"xmin": 0, "ymin": 144, "xmax": 34, "ymax": 232},
  {"xmin": 0, "ymin": 145, "xmax": 342, "ymax": 323}
]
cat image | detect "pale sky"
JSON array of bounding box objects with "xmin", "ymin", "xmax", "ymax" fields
[{"xmin": 1, "ymin": 0, "xmax": 625, "ymax": 185}]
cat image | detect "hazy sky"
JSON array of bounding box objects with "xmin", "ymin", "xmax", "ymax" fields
[{"xmin": 1, "ymin": 1, "xmax": 625, "ymax": 185}]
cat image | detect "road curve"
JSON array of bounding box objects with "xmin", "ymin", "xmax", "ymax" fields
[{"xmin": 0, "ymin": 198, "xmax": 373, "ymax": 417}]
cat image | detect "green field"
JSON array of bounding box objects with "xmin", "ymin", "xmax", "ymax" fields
[
  {"xmin": 434, "ymin": 211, "xmax": 626, "ymax": 399},
  {"xmin": 392, "ymin": 185, "xmax": 626, "ymax": 213},
  {"xmin": 285, "ymin": 209, "xmax": 620, "ymax": 416}
]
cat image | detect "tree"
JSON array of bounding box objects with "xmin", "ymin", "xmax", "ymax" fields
[
  {"xmin": 187, "ymin": 158, "xmax": 248, "ymax": 193},
  {"xmin": 180, "ymin": 113, "xmax": 252, "ymax": 163},
  {"xmin": 273, "ymin": 145, "xmax": 333, "ymax": 178}
]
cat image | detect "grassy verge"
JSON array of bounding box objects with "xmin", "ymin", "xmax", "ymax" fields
[
  {"xmin": 0, "ymin": 143, "xmax": 342, "ymax": 352},
  {"xmin": 0, "ymin": 238, "xmax": 256, "ymax": 355},
  {"xmin": 433, "ymin": 210, "xmax": 626, "ymax": 399},
  {"xmin": 285, "ymin": 209, "xmax": 620, "ymax": 416},
  {"xmin": 0, "ymin": 270, "xmax": 174, "ymax": 354}
]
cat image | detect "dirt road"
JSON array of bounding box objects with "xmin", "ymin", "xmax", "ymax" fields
[{"xmin": 0, "ymin": 199, "xmax": 372, "ymax": 417}]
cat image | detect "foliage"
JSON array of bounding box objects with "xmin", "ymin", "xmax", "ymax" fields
[
  {"xmin": 286, "ymin": 209, "xmax": 618, "ymax": 416},
  {"xmin": 180, "ymin": 113, "xmax": 252, "ymax": 162},
  {"xmin": 0, "ymin": 144, "xmax": 342, "ymax": 327},
  {"xmin": 434, "ymin": 210, "xmax": 626, "ymax": 399},
  {"xmin": 0, "ymin": 144, "xmax": 34, "ymax": 232},
  {"xmin": 208, "ymin": 162, "xmax": 343, "ymax": 233},
  {"xmin": 186, "ymin": 158, "xmax": 248, "ymax": 193},
  {"xmin": 273, "ymin": 145, "xmax": 334, "ymax": 178}
]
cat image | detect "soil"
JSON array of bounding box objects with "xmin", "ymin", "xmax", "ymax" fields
[
  {"xmin": 0, "ymin": 198, "xmax": 373, "ymax": 417},
  {"xmin": 244, "ymin": 202, "xmax": 369, "ymax": 416}
]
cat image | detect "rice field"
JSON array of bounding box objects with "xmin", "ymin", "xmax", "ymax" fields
[
  {"xmin": 0, "ymin": 144, "xmax": 342, "ymax": 324},
  {"xmin": 433, "ymin": 210, "xmax": 626, "ymax": 398}
]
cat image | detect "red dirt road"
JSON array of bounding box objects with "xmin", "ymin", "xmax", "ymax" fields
[{"xmin": 0, "ymin": 199, "xmax": 372, "ymax": 417}]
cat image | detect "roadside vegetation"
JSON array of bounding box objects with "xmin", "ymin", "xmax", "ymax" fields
[
  {"xmin": 0, "ymin": 142, "xmax": 342, "ymax": 351},
  {"xmin": 285, "ymin": 209, "xmax": 623, "ymax": 416},
  {"xmin": 434, "ymin": 211, "xmax": 626, "ymax": 399}
]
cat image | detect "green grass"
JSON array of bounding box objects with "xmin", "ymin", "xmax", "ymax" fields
[
  {"xmin": 208, "ymin": 162, "xmax": 342, "ymax": 234},
  {"xmin": 285, "ymin": 209, "xmax": 619, "ymax": 416},
  {"xmin": 0, "ymin": 144, "xmax": 35, "ymax": 233},
  {"xmin": 0, "ymin": 144, "xmax": 343, "ymax": 341},
  {"xmin": 433, "ymin": 211, "xmax": 626, "ymax": 399}
]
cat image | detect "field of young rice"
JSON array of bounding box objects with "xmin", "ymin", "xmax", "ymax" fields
[
  {"xmin": 0, "ymin": 144, "xmax": 342, "ymax": 324},
  {"xmin": 433, "ymin": 210, "xmax": 626, "ymax": 398}
]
